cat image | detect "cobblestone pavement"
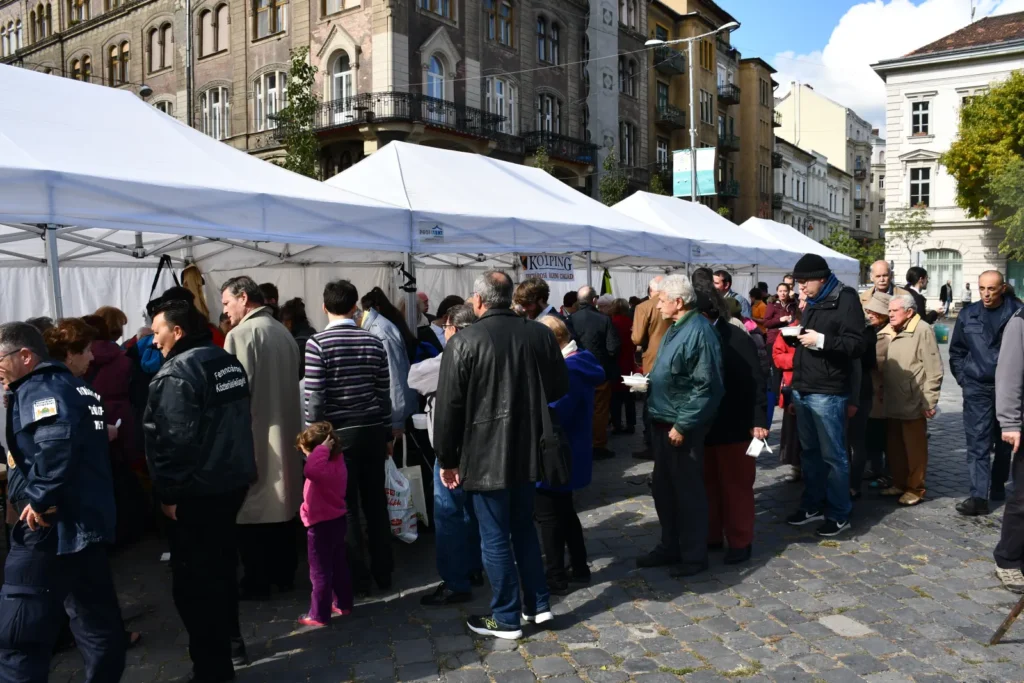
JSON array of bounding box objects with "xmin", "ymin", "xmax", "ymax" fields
[{"xmin": 48, "ymin": 348, "xmax": 1024, "ymax": 682}]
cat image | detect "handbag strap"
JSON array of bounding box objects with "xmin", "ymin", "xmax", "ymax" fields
[{"xmin": 148, "ymin": 254, "xmax": 179, "ymax": 302}]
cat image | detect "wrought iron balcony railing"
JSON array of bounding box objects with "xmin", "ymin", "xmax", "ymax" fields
[
  {"xmin": 653, "ymin": 45, "xmax": 686, "ymax": 75},
  {"xmin": 523, "ymin": 131, "xmax": 598, "ymax": 166},
  {"xmin": 656, "ymin": 104, "xmax": 686, "ymax": 130},
  {"xmin": 719, "ymin": 133, "xmax": 740, "ymax": 151},
  {"xmin": 718, "ymin": 83, "xmax": 741, "ymax": 106},
  {"xmin": 772, "ymin": 151, "xmax": 783, "ymax": 168},
  {"xmin": 772, "ymin": 193, "xmax": 784, "ymax": 209},
  {"xmin": 719, "ymin": 180, "xmax": 739, "ymax": 198},
  {"xmin": 773, "ymin": 110, "xmax": 782, "ymax": 127}
]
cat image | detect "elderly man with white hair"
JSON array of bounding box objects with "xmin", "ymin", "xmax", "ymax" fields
[
  {"xmin": 880, "ymin": 294, "xmax": 944, "ymax": 506},
  {"xmin": 638, "ymin": 273, "xmax": 724, "ymax": 578},
  {"xmin": 631, "ymin": 275, "xmax": 670, "ymax": 460}
]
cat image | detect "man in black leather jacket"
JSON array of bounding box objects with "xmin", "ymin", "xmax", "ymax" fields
[
  {"xmin": 568, "ymin": 286, "xmax": 620, "ymax": 459},
  {"xmin": 144, "ymin": 300, "xmax": 256, "ymax": 683},
  {"xmin": 434, "ymin": 270, "xmax": 569, "ymax": 640}
]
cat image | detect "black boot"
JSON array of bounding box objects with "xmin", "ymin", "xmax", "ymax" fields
[{"xmin": 955, "ymin": 497, "xmax": 990, "ymax": 516}]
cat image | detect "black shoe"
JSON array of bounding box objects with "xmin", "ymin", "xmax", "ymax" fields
[
  {"xmin": 567, "ymin": 567, "xmax": 591, "ymax": 584},
  {"xmin": 636, "ymin": 551, "xmax": 681, "ymax": 569},
  {"xmin": 786, "ymin": 509, "xmax": 824, "ymax": 526},
  {"xmin": 956, "ymin": 497, "xmax": 990, "ymax": 516},
  {"xmin": 374, "ymin": 574, "xmax": 392, "ymax": 591},
  {"xmin": 174, "ymin": 674, "xmax": 234, "ymax": 683},
  {"xmin": 420, "ymin": 583, "xmax": 472, "ymax": 606},
  {"xmin": 469, "ymin": 570, "xmax": 485, "ymax": 587},
  {"xmin": 548, "ymin": 579, "xmax": 570, "ymax": 596},
  {"xmin": 816, "ymin": 519, "xmax": 850, "ymax": 537},
  {"xmin": 707, "ymin": 542, "xmax": 724, "ymax": 551},
  {"xmin": 992, "ymin": 488, "xmax": 1007, "ymax": 502},
  {"xmin": 466, "ymin": 615, "xmax": 523, "ymax": 640},
  {"xmin": 632, "ymin": 449, "xmax": 653, "ymax": 460},
  {"xmin": 230, "ymin": 638, "xmax": 248, "ymax": 668},
  {"xmin": 724, "ymin": 545, "xmax": 752, "ymax": 565},
  {"xmin": 669, "ymin": 562, "xmax": 708, "ymax": 578},
  {"xmin": 593, "ymin": 447, "xmax": 615, "ymax": 460}
]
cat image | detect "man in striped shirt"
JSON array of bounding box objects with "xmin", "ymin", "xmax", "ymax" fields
[{"xmin": 303, "ymin": 279, "xmax": 394, "ymax": 591}]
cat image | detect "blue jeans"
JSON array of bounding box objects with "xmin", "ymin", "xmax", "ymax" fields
[
  {"xmin": 433, "ymin": 462, "xmax": 482, "ymax": 594},
  {"xmin": 792, "ymin": 391, "xmax": 851, "ymax": 522},
  {"xmin": 472, "ymin": 484, "xmax": 550, "ymax": 628}
]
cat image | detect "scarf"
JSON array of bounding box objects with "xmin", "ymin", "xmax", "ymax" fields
[
  {"xmin": 806, "ymin": 274, "xmax": 840, "ymax": 307},
  {"xmin": 561, "ymin": 340, "xmax": 578, "ymax": 358}
]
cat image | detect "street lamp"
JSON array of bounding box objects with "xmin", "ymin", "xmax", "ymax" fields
[{"xmin": 646, "ymin": 20, "xmax": 740, "ymax": 202}]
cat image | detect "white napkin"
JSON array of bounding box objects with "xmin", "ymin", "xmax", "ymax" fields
[{"xmin": 746, "ymin": 438, "xmax": 773, "ymax": 458}]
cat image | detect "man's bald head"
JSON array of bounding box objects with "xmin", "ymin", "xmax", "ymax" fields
[
  {"xmin": 649, "ymin": 275, "xmax": 665, "ymax": 297},
  {"xmin": 979, "ymin": 270, "xmax": 1006, "ymax": 309},
  {"xmin": 578, "ymin": 286, "xmax": 598, "ymax": 305},
  {"xmin": 871, "ymin": 260, "xmax": 893, "ymax": 292}
]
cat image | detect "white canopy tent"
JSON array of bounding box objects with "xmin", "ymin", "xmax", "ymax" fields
[{"xmin": 738, "ymin": 217, "xmax": 861, "ymax": 287}]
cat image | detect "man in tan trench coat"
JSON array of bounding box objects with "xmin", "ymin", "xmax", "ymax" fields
[{"xmin": 221, "ymin": 276, "xmax": 304, "ymax": 600}]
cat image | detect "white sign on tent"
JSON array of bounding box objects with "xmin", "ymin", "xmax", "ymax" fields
[{"xmin": 520, "ymin": 254, "xmax": 576, "ymax": 282}]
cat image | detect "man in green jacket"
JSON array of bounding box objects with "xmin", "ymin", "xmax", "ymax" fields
[{"xmin": 638, "ymin": 273, "xmax": 725, "ymax": 578}]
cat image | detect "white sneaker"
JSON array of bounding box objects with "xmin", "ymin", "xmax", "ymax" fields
[
  {"xmin": 522, "ymin": 611, "xmax": 554, "ymax": 625},
  {"xmin": 996, "ymin": 567, "xmax": 1024, "ymax": 594}
]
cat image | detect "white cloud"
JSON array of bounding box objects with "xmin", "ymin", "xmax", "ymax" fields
[{"xmin": 771, "ymin": 0, "xmax": 1024, "ymax": 128}]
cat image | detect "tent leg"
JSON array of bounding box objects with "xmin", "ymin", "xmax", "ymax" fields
[
  {"xmin": 586, "ymin": 252, "xmax": 592, "ymax": 288},
  {"xmin": 404, "ymin": 253, "xmax": 418, "ymax": 332},
  {"xmin": 46, "ymin": 224, "xmax": 64, "ymax": 319}
]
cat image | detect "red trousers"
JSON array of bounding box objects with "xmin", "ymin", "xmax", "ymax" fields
[{"xmin": 704, "ymin": 442, "xmax": 756, "ymax": 549}]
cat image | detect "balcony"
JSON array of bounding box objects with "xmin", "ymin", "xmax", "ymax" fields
[
  {"xmin": 493, "ymin": 131, "xmax": 526, "ymax": 157},
  {"xmin": 854, "ymin": 198, "xmax": 866, "ymax": 210},
  {"xmin": 621, "ymin": 164, "xmax": 651, "ymax": 187},
  {"xmin": 772, "ymin": 151, "xmax": 783, "ymax": 168},
  {"xmin": 719, "ymin": 180, "xmax": 739, "ymax": 198},
  {"xmin": 655, "ymin": 104, "xmax": 686, "ymax": 130},
  {"xmin": 773, "ymin": 110, "xmax": 782, "ymax": 127},
  {"xmin": 854, "ymin": 167, "xmax": 867, "ymax": 180},
  {"xmin": 718, "ymin": 83, "xmax": 741, "ymax": 106},
  {"xmin": 772, "ymin": 193, "xmax": 784, "ymax": 210},
  {"xmin": 717, "ymin": 37, "xmax": 739, "ymax": 62},
  {"xmin": 523, "ymin": 131, "xmax": 598, "ymax": 166},
  {"xmin": 309, "ymin": 91, "xmax": 507, "ymax": 142},
  {"xmin": 653, "ymin": 45, "xmax": 686, "ymax": 75},
  {"xmin": 719, "ymin": 133, "xmax": 740, "ymax": 152}
]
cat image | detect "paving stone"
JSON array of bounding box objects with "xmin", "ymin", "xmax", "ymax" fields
[
  {"xmin": 620, "ymin": 657, "xmax": 659, "ymax": 674},
  {"xmin": 530, "ymin": 656, "xmax": 576, "ymax": 678},
  {"xmin": 355, "ymin": 659, "xmax": 397, "ymax": 680},
  {"xmin": 839, "ymin": 654, "xmax": 887, "ymax": 676},
  {"xmin": 493, "ymin": 671, "xmax": 538, "ymax": 683},
  {"xmin": 746, "ymin": 620, "xmax": 790, "ymax": 638},
  {"xmin": 435, "ymin": 636, "xmax": 475, "ymax": 654},
  {"xmin": 634, "ymin": 674, "xmax": 684, "ymax": 683},
  {"xmin": 446, "ymin": 670, "xmax": 490, "ymax": 683},
  {"xmin": 818, "ymin": 615, "xmax": 875, "ymax": 638},
  {"xmin": 570, "ymin": 648, "xmax": 614, "ymax": 668},
  {"xmin": 397, "ymin": 662, "xmax": 441, "ymax": 682},
  {"xmin": 654, "ymin": 652, "xmax": 704, "ymax": 672},
  {"xmin": 586, "ymin": 670, "xmax": 629, "ymax": 683},
  {"xmin": 485, "ymin": 652, "xmax": 528, "ymax": 672},
  {"xmin": 395, "ymin": 639, "xmax": 435, "ymax": 666}
]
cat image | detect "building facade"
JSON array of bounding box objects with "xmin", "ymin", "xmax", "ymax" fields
[
  {"xmin": 0, "ymin": 0, "xmax": 649, "ymax": 196},
  {"xmin": 645, "ymin": 0, "xmax": 777, "ymax": 224},
  {"xmin": 774, "ymin": 82, "xmax": 875, "ymax": 239},
  {"xmin": 772, "ymin": 136, "xmax": 852, "ymax": 242},
  {"xmin": 869, "ymin": 128, "xmax": 886, "ymax": 243},
  {"xmin": 872, "ymin": 11, "xmax": 1024, "ymax": 299}
]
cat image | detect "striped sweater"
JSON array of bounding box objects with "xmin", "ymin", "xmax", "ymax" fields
[{"xmin": 303, "ymin": 321, "xmax": 392, "ymax": 430}]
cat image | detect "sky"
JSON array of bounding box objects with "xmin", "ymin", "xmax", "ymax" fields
[{"xmin": 725, "ymin": 0, "xmax": 1024, "ymax": 129}]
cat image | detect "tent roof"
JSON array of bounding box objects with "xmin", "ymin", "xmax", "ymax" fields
[
  {"xmin": 612, "ymin": 192, "xmax": 800, "ymax": 269},
  {"xmin": 0, "ymin": 65, "xmax": 410, "ymax": 251},
  {"xmin": 325, "ymin": 142, "xmax": 691, "ymax": 264},
  {"xmin": 738, "ymin": 218, "xmax": 860, "ymax": 275}
]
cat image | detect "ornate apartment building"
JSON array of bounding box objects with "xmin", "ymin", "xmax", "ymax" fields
[
  {"xmin": 773, "ymin": 136, "xmax": 853, "ymax": 242},
  {"xmin": 0, "ymin": 0, "xmax": 650, "ymax": 195},
  {"xmin": 645, "ymin": 0, "xmax": 777, "ymax": 224}
]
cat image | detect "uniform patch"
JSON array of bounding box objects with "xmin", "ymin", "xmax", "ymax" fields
[
  {"xmin": 31, "ymin": 398, "xmax": 58, "ymax": 422},
  {"xmin": 6, "ymin": 451, "xmax": 14, "ymax": 469}
]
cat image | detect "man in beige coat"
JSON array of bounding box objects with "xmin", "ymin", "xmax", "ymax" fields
[
  {"xmin": 221, "ymin": 276, "xmax": 304, "ymax": 599},
  {"xmin": 880, "ymin": 294, "xmax": 943, "ymax": 506}
]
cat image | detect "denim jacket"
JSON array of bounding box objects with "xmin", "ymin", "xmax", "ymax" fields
[
  {"xmin": 6, "ymin": 361, "xmax": 116, "ymax": 555},
  {"xmin": 362, "ymin": 308, "xmax": 417, "ymax": 428}
]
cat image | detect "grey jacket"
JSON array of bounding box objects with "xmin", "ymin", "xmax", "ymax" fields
[
  {"xmin": 997, "ymin": 312, "xmax": 1024, "ymax": 432},
  {"xmin": 362, "ymin": 308, "xmax": 416, "ymax": 429},
  {"xmin": 407, "ymin": 354, "xmax": 442, "ymax": 446}
]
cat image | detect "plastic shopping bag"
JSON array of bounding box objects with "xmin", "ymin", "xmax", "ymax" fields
[
  {"xmin": 385, "ymin": 455, "xmax": 418, "ymax": 543},
  {"xmin": 398, "ymin": 434, "xmax": 430, "ymax": 528}
]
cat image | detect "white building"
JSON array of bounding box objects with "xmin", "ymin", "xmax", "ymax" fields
[
  {"xmin": 873, "ymin": 12, "xmax": 1024, "ymax": 299},
  {"xmin": 774, "ymin": 83, "xmax": 875, "ymax": 239},
  {"xmin": 869, "ymin": 130, "xmax": 887, "ymax": 241},
  {"xmin": 773, "ymin": 136, "xmax": 853, "ymax": 242}
]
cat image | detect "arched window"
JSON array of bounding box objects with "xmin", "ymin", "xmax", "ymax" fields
[
  {"xmin": 216, "ymin": 5, "xmax": 228, "ymax": 52},
  {"xmin": 67, "ymin": 0, "xmax": 87, "ymax": 23},
  {"xmin": 536, "ymin": 17, "xmax": 546, "ymax": 61},
  {"xmin": 82, "ymin": 54, "xmax": 91, "ymax": 80},
  {"xmin": 150, "ymin": 23, "xmax": 172, "ymax": 70},
  {"xmin": 419, "ymin": 0, "xmax": 451, "ymax": 19},
  {"xmin": 200, "ymin": 10, "xmax": 214, "ymax": 56},
  {"xmin": 30, "ymin": 11, "xmax": 36, "ymax": 43},
  {"xmin": 923, "ymin": 249, "xmax": 962, "ymax": 299},
  {"xmin": 149, "ymin": 27, "xmax": 160, "ymax": 69},
  {"xmin": 549, "ymin": 22, "xmax": 559, "ymax": 64},
  {"xmin": 107, "ymin": 44, "xmax": 119, "ymax": 84},
  {"xmin": 254, "ymin": 71, "xmax": 287, "ymax": 130},
  {"xmin": 200, "ymin": 86, "xmax": 230, "ymax": 139},
  {"xmin": 879, "ymin": 151, "xmax": 886, "ymax": 164},
  {"xmin": 426, "ymin": 55, "xmax": 444, "ymax": 100},
  {"xmin": 626, "ymin": 58, "xmax": 636, "ymax": 97},
  {"xmin": 154, "ymin": 100, "xmax": 173, "ymax": 116},
  {"xmin": 120, "ymin": 41, "xmax": 130, "ymax": 82},
  {"xmin": 14, "ymin": 19, "xmax": 22, "ymax": 50},
  {"xmin": 70, "ymin": 58, "xmax": 81, "ymax": 79},
  {"xmin": 44, "ymin": 4, "xmax": 51, "ymax": 36},
  {"xmin": 484, "ymin": 0, "xmax": 513, "ymax": 47},
  {"xmin": 331, "ymin": 50, "xmax": 354, "ymax": 102},
  {"xmin": 536, "ymin": 94, "xmax": 560, "ymax": 134},
  {"xmin": 1, "ymin": 27, "xmax": 6, "ymax": 58},
  {"xmin": 323, "ymin": 0, "xmax": 342, "ymax": 16}
]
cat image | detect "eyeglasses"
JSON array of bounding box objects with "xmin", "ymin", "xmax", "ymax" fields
[{"xmin": 0, "ymin": 348, "xmax": 23, "ymax": 363}]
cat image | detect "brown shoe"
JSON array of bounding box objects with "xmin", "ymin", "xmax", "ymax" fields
[
  {"xmin": 898, "ymin": 492, "xmax": 922, "ymax": 506},
  {"xmin": 880, "ymin": 486, "xmax": 904, "ymax": 496}
]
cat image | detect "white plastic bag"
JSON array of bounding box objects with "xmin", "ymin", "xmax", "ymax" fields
[
  {"xmin": 385, "ymin": 455, "xmax": 418, "ymax": 543},
  {"xmin": 398, "ymin": 434, "xmax": 430, "ymax": 528}
]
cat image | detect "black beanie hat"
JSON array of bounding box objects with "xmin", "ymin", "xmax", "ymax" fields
[{"xmin": 792, "ymin": 253, "xmax": 831, "ymax": 280}]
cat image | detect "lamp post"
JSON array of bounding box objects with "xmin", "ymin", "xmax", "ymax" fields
[{"xmin": 645, "ymin": 21, "xmax": 739, "ymax": 202}]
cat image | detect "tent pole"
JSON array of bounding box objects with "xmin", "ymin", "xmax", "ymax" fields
[
  {"xmin": 45, "ymin": 224, "xmax": 64, "ymax": 318},
  {"xmin": 404, "ymin": 252, "xmax": 418, "ymax": 332},
  {"xmin": 586, "ymin": 251, "xmax": 592, "ymax": 287}
]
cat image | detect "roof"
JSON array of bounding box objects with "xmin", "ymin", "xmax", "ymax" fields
[
  {"xmin": 649, "ymin": 0, "xmax": 738, "ymax": 29},
  {"xmin": 775, "ymin": 135, "xmax": 816, "ymax": 161},
  {"xmin": 905, "ymin": 11, "xmax": 1024, "ymax": 57},
  {"xmin": 740, "ymin": 56, "xmax": 777, "ymax": 74}
]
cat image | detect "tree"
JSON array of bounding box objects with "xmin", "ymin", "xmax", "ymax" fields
[
  {"xmin": 886, "ymin": 207, "xmax": 933, "ymax": 263},
  {"xmin": 276, "ymin": 47, "xmax": 320, "ymax": 179},
  {"xmin": 716, "ymin": 206, "xmax": 731, "ymax": 219},
  {"xmin": 533, "ymin": 145, "xmax": 555, "ymax": 175},
  {"xmin": 599, "ymin": 149, "xmax": 628, "ymax": 206},
  {"xmin": 821, "ymin": 225, "xmax": 867, "ymax": 266},
  {"xmin": 648, "ymin": 170, "xmax": 669, "ymax": 196},
  {"xmin": 941, "ymin": 71, "xmax": 1024, "ymax": 258}
]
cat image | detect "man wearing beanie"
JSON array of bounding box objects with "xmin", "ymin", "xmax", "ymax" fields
[{"xmin": 786, "ymin": 254, "xmax": 868, "ymax": 537}]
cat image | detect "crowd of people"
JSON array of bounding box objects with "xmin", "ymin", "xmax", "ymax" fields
[{"xmin": 4, "ymin": 253, "xmax": 1024, "ymax": 681}]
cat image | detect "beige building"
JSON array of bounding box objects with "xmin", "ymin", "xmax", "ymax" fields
[
  {"xmin": 646, "ymin": 0, "xmax": 777, "ymax": 224},
  {"xmin": 0, "ymin": 0, "xmax": 647, "ymax": 196},
  {"xmin": 774, "ymin": 82, "xmax": 875, "ymax": 239}
]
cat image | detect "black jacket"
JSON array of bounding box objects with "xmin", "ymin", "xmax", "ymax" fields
[
  {"xmin": 848, "ymin": 324, "xmax": 877, "ymax": 411},
  {"xmin": 434, "ymin": 308, "xmax": 569, "ymax": 491},
  {"xmin": 907, "ymin": 286, "xmax": 938, "ymax": 325},
  {"xmin": 950, "ymin": 297, "xmax": 1024, "ymax": 386},
  {"xmin": 706, "ymin": 319, "xmax": 767, "ymax": 446},
  {"xmin": 940, "ymin": 284, "xmax": 951, "ymax": 303},
  {"xmin": 568, "ymin": 304, "xmax": 620, "ymax": 381},
  {"xmin": 793, "ymin": 284, "xmax": 869, "ymax": 395},
  {"xmin": 143, "ymin": 333, "xmax": 257, "ymax": 504}
]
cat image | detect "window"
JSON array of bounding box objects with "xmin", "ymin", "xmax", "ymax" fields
[
  {"xmin": 656, "ymin": 137, "xmax": 669, "ymax": 166},
  {"xmin": 879, "ymin": 199, "xmax": 885, "ymax": 214},
  {"xmin": 782, "ymin": 173, "xmax": 786, "ymax": 195},
  {"xmin": 330, "ymin": 51, "xmax": 355, "ymax": 122},
  {"xmin": 923, "ymin": 249, "xmax": 962, "ymax": 298},
  {"xmin": 216, "ymin": 4, "xmax": 228, "ymax": 50},
  {"xmin": 255, "ymin": 0, "xmax": 286, "ymax": 39},
  {"xmin": 323, "ymin": 0, "xmax": 347, "ymax": 15},
  {"xmin": 67, "ymin": 0, "xmax": 88, "ymax": 22},
  {"xmin": 200, "ymin": 86, "xmax": 230, "ymax": 139},
  {"xmin": 581, "ymin": 104, "xmax": 589, "ymax": 141},
  {"xmin": 699, "ymin": 39, "xmax": 713, "ymax": 70},
  {"xmin": 842, "ymin": 197, "xmax": 846, "ymax": 214},
  {"xmin": 879, "ymin": 174, "xmax": 885, "ymax": 190},
  {"xmin": 150, "ymin": 23, "xmax": 172, "ymax": 71},
  {"xmin": 855, "ymin": 184, "xmax": 861, "ymax": 200},
  {"xmin": 699, "ymin": 89, "xmax": 713, "ymax": 124},
  {"xmin": 1, "ymin": 26, "xmax": 6, "ymax": 58},
  {"xmin": 536, "ymin": 17, "xmax": 546, "ymax": 61},
  {"xmin": 199, "ymin": 11, "xmax": 214, "ymax": 56},
  {"xmin": 107, "ymin": 41, "xmax": 129, "ymax": 85},
  {"xmin": 419, "ymin": 0, "xmax": 451, "ymax": 20},
  {"xmin": 855, "ymin": 215, "xmax": 861, "ymax": 231},
  {"xmin": 550, "ymin": 22, "xmax": 559, "ymax": 65},
  {"xmin": 254, "ymin": 71, "xmax": 287, "ymax": 131},
  {"xmin": 620, "ymin": 121, "xmax": 636, "ymax": 166},
  {"xmin": 909, "ymin": 167, "xmax": 930, "ymax": 207},
  {"xmin": 536, "ymin": 94, "xmax": 560, "ymax": 134},
  {"xmin": 911, "ymin": 100, "xmax": 929, "ymax": 136},
  {"xmin": 485, "ymin": 0, "xmax": 512, "ymax": 46},
  {"xmin": 426, "ymin": 55, "xmax": 444, "ymax": 99},
  {"xmin": 485, "ymin": 77, "xmax": 517, "ymax": 134},
  {"xmin": 619, "ymin": 0, "xmax": 636, "ymax": 28},
  {"xmin": 617, "ymin": 56, "xmax": 635, "ymax": 96},
  {"xmin": 154, "ymin": 100, "xmax": 173, "ymax": 116},
  {"xmin": 656, "ymin": 81, "xmax": 668, "ymax": 110},
  {"xmin": 759, "ymin": 78, "xmax": 771, "ymax": 107}
]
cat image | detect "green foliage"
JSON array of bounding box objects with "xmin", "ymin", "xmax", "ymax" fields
[
  {"xmin": 716, "ymin": 206, "xmax": 731, "ymax": 218},
  {"xmin": 276, "ymin": 47, "xmax": 321, "ymax": 179},
  {"xmin": 822, "ymin": 225, "xmax": 867, "ymax": 266},
  {"xmin": 599, "ymin": 149, "xmax": 629, "ymax": 207},
  {"xmin": 865, "ymin": 238, "xmax": 886, "ymax": 265},
  {"xmin": 649, "ymin": 170, "xmax": 669, "ymax": 196},
  {"xmin": 533, "ymin": 146, "xmax": 555, "ymax": 175},
  {"xmin": 941, "ymin": 71, "xmax": 1024, "ymax": 258},
  {"xmin": 886, "ymin": 207, "xmax": 933, "ymax": 262}
]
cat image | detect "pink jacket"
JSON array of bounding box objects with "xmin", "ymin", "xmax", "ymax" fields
[{"xmin": 299, "ymin": 444, "xmax": 348, "ymax": 527}]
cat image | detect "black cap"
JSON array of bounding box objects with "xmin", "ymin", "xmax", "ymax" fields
[{"xmin": 792, "ymin": 253, "xmax": 831, "ymax": 280}]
